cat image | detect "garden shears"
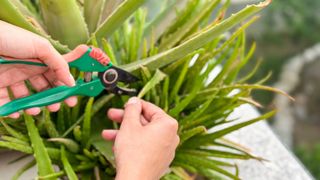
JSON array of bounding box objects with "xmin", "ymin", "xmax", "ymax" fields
[{"xmin": 0, "ymin": 45, "xmax": 139, "ymax": 117}]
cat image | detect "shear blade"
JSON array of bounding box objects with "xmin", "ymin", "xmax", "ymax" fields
[
  {"xmin": 112, "ymin": 66, "xmax": 139, "ymax": 83},
  {"xmin": 108, "ymin": 86, "xmax": 137, "ymax": 96}
]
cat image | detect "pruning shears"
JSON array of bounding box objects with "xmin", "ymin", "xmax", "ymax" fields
[{"xmin": 0, "ymin": 45, "xmax": 139, "ymax": 117}]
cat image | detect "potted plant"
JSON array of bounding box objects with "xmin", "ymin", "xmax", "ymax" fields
[{"xmin": 0, "ymin": 0, "xmax": 287, "ymax": 179}]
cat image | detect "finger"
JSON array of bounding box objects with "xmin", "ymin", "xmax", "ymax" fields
[
  {"xmin": 140, "ymin": 100, "xmax": 167, "ymax": 121},
  {"xmin": 10, "ymin": 82, "xmax": 41, "ymax": 116},
  {"xmin": 43, "ymin": 71, "xmax": 78, "ymax": 107},
  {"xmin": 63, "ymin": 45, "xmax": 89, "ymax": 63},
  {"xmin": 0, "ymin": 87, "xmax": 20, "ymax": 118},
  {"xmin": 64, "ymin": 96, "xmax": 78, "ymax": 107},
  {"xmin": 107, "ymin": 108, "xmax": 124, "ymax": 123},
  {"xmin": 108, "ymin": 108, "xmax": 149, "ymax": 125},
  {"xmin": 101, "ymin": 129, "xmax": 118, "ymax": 141},
  {"xmin": 122, "ymin": 97, "xmax": 142, "ymax": 128},
  {"xmin": 35, "ymin": 40, "xmax": 75, "ymax": 87},
  {"xmin": 29, "ymin": 75, "xmax": 60, "ymax": 112}
]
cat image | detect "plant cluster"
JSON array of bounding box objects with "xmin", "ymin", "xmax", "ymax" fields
[{"xmin": 0, "ymin": 0, "xmax": 283, "ymax": 179}]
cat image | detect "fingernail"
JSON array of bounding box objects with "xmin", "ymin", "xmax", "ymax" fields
[
  {"xmin": 127, "ymin": 97, "xmax": 139, "ymax": 105},
  {"xmin": 69, "ymin": 74, "xmax": 76, "ymax": 86}
]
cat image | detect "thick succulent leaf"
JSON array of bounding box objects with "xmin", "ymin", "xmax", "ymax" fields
[
  {"xmin": 61, "ymin": 146, "xmax": 78, "ymax": 180},
  {"xmin": 0, "ymin": 0, "xmax": 70, "ymax": 53},
  {"xmin": 159, "ymin": 0, "xmax": 221, "ymax": 50},
  {"xmin": 91, "ymin": 0, "xmax": 147, "ymax": 42},
  {"xmin": 100, "ymin": 0, "xmax": 123, "ymax": 22},
  {"xmin": 82, "ymin": 97, "xmax": 94, "ymax": 149},
  {"xmin": 183, "ymin": 111, "xmax": 276, "ymax": 148},
  {"xmin": 84, "ymin": 0, "xmax": 105, "ymax": 33},
  {"xmin": 122, "ymin": 0, "xmax": 271, "ymax": 72},
  {"xmin": 138, "ymin": 69, "xmax": 167, "ymax": 98},
  {"xmin": 39, "ymin": 0, "xmax": 89, "ymax": 49},
  {"xmin": 24, "ymin": 114, "xmax": 55, "ymax": 178}
]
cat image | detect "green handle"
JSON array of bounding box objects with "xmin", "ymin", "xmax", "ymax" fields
[
  {"xmin": 0, "ymin": 78, "xmax": 105, "ymax": 117},
  {"xmin": 0, "ymin": 48, "xmax": 112, "ymax": 72}
]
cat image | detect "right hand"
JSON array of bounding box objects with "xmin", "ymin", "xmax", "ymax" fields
[
  {"xmin": 102, "ymin": 97, "xmax": 180, "ymax": 180},
  {"xmin": 0, "ymin": 20, "xmax": 77, "ymax": 118}
]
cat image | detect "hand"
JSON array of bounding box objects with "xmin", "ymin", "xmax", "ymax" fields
[
  {"xmin": 102, "ymin": 97, "xmax": 180, "ymax": 180},
  {"xmin": 0, "ymin": 21, "xmax": 76, "ymax": 118}
]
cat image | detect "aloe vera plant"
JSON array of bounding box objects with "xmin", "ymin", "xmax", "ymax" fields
[{"xmin": 0, "ymin": 0, "xmax": 285, "ymax": 179}]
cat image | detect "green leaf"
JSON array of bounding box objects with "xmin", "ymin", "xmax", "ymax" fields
[
  {"xmin": 122, "ymin": 0, "xmax": 271, "ymax": 72},
  {"xmin": 0, "ymin": 141, "xmax": 33, "ymax": 154},
  {"xmin": 43, "ymin": 109, "xmax": 59, "ymax": 138},
  {"xmin": 179, "ymin": 126, "xmax": 206, "ymax": 144},
  {"xmin": 12, "ymin": 159, "xmax": 36, "ymax": 180},
  {"xmin": 184, "ymin": 111, "xmax": 276, "ymax": 147},
  {"xmin": 0, "ymin": 120, "xmax": 28, "ymax": 141},
  {"xmin": 82, "ymin": 97, "xmax": 94, "ymax": 148},
  {"xmin": 39, "ymin": 0, "xmax": 89, "ymax": 48},
  {"xmin": 138, "ymin": 69, "xmax": 167, "ymax": 98},
  {"xmin": 174, "ymin": 153, "xmax": 239, "ymax": 179},
  {"xmin": 0, "ymin": 0, "xmax": 69, "ymax": 52},
  {"xmin": 62, "ymin": 95, "xmax": 114, "ymax": 138},
  {"xmin": 90, "ymin": 0, "xmax": 147, "ymax": 42},
  {"xmin": 48, "ymin": 138, "xmax": 80, "ymax": 153},
  {"xmin": 61, "ymin": 146, "xmax": 78, "ymax": 180},
  {"xmin": 24, "ymin": 114, "xmax": 55, "ymax": 178},
  {"xmin": 91, "ymin": 136, "xmax": 115, "ymax": 167},
  {"xmin": 84, "ymin": 0, "xmax": 105, "ymax": 33},
  {"xmin": 159, "ymin": 0, "xmax": 221, "ymax": 50}
]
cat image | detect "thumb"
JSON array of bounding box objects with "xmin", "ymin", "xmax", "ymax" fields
[{"xmin": 122, "ymin": 97, "xmax": 142, "ymax": 128}]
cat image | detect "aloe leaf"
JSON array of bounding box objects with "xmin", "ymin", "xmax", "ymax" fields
[
  {"xmin": 91, "ymin": 137, "xmax": 115, "ymax": 167},
  {"xmin": 0, "ymin": 120, "xmax": 28, "ymax": 141},
  {"xmin": 84, "ymin": 0, "xmax": 105, "ymax": 33},
  {"xmin": 39, "ymin": 0, "xmax": 89, "ymax": 48},
  {"xmin": 174, "ymin": 153, "xmax": 239, "ymax": 179},
  {"xmin": 179, "ymin": 149, "xmax": 256, "ymax": 160},
  {"xmin": 62, "ymin": 95, "xmax": 114, "ymax": 138},
  {"xmin": 0, "ymin": 141, "xmax": 33, "ymax": 154},
  {"xmin": 1, "ymin": 136, "xmax": 29, "ymax": 146},
  {"xmin": 12, "ymin": 159, "xmax": 36, "ymax": 180},
  {"xmin": 100, "ymin": 0, "xmax": 123, "ymax": 22},
  {"xmin": 82, "ymin": 97, "xmax": 94, "ymax": 148},
  {"xmin": 0, "ymin": 0, "xmax": 70, "ymax": 53},
  {"xmin": 138, "ymin": 69, "xmax": 167, "ymax": 98},
  {"xmin": 61, "ymin": 146, "xmax": 78, "ymax": 180},
  {"xmin": 48, "ymin": 138, "xmax": 80, "ymax": 153},
  {"xmin": 24, "ymin": 114, "xmax": 55, "ymax": 178},
  {"xmin": 197, "ymin": 84, "xmax": 294, "ymax": 101},
  {"xmin": 184, "ymin": 111, "xmax": 276, "ymax": 147},
  {"xmin": 159, "ymin": 0, "xmax": 221, "ymax": 50},
  {"xmin": 122, "ymin": 0, "xmax": 271, "ymax": 72},
  {"xmin": 169, "ymin": 57, "xmax": 190, "ymax": 101},
  {"xmin": 101, "ymin": 38, "xmax": 118, "ymax": 65},
  {"xmin": 10, "ymin": 0, "xmax": 42, "ymax": 24},
  {"xmin": 43, "ymin": 109, "xmax": 59, "ymax": 138},
  {"xmin": 144, "ymin": 0, "xmax": 177, "ymax": 37},
  {"xmin": 91, "ymin": 0, "xmax": 147, "ymax": 42},
  {"xmin": 179, "ymin": 126, "xmax": 206, "ymax": 144}
]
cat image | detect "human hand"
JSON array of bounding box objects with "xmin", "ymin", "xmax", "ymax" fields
[
  {"xmin": 102, "ymin": 97, "xmax": 180, "ymax": 180},
  {"xmin": 0, "ymin": 21, "xmax": 76, "ymax": 118}
]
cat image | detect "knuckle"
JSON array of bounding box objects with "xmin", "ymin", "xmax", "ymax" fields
[{"xmin": 164, "ymin": 119, "xmax": 179, "ymax": 132}]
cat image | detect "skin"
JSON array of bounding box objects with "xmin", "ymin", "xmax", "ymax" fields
[
  {"xmin": 0, "ymin": 20, "xmax": 77, "ymax": 118},
  {"xmin": 0, "ymin": 21, "xmax": 179, "ymax": 179},
  {"xmin": 102, "ymin": 97, "xmax": 180, "ymax": 180}
]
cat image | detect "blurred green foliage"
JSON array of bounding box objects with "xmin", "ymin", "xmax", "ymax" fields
[
  {"xmin": 247, "ymin": 0, "xmax": 320, "ymax": 105},
  {"xmin": 295, "ymin": 144, "xmax": 320, "ymax": 179}
]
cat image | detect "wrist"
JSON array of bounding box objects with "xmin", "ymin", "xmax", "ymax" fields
[{"xmin": 116, "ymin": 167, "xmax": 160, "ymax": 180}]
